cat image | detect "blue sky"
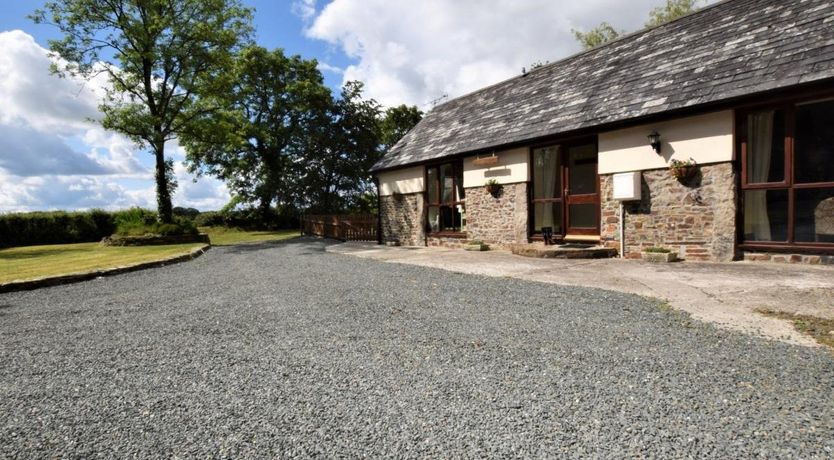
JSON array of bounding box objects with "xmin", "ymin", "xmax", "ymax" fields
[{"xmin": 0, "ymin": 0, "xmax": 705, "ymax": 212}]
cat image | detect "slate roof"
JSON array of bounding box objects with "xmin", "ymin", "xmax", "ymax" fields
[{"xmin": 372, "ymin": 0, "xmax": 834, "ymax": 172}]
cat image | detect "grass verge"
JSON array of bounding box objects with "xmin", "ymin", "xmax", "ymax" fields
[
  {"xmin": 0, "ymin": 242, "xmax": 205, "ymax": 283},
  {"xmin": 758, "ymin": 309, "xmax": 834, "ymax": 349},
  {"xmin": 200, "ymin": 227, "xmax": 298, "ymax": 246}
]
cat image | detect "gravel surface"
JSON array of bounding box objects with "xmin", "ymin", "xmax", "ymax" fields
[{"xmin": 1, "ymin": 238, "xmax": 833, "ymax": 458}]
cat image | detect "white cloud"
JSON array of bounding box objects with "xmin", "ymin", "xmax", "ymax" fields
[
  {"xmin": 316, "ymin": 61, "xmax": 344, "ymax": 75},
  {"xmin": 0, "ymin": 30, "xmax": 231, "ymax": 212},
  {"xmin": 306, "ymin": 0, "xmax": 716, "ymax": 108},
  {"xmin": 292, "ymin": 0, "xmax": 318, "ymax": 22}
]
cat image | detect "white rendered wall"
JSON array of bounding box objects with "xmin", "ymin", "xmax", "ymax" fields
[
  {"xmin": 598, "ymin": 110, "xmax": 734, "ymax": 175},
  {"xmin": 377, "ymin": 166, "xmax": 425, "ymax": 196},
  {"xmin": 463, "ymin": 147, "xmax": 530, "ymax": 188}
]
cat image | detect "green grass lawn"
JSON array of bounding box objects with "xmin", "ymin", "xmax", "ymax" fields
[
  {"xmin": 0, "ymin": 242, "xmax": 206, "ymax": 283},
  {"xmin": 0, "ymin": 228, "xmax": 298, "ymax": 284},
  {"xmin": 199, "ymin": 227, "xmax": 298, "ymax": 246}
]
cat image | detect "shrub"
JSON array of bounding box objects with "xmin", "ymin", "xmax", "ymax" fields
[
  {"xmin": 173, "ymin": 206, "xmax": 200, "ymax": 220},
  {"xmin": 115, "ymin": 217, "xmax": 197, "ymax": 237},
  {"xmin": 194, "ymin": 211, "xmax": 224, "ymax": 227},
  {"xmin": 113, "ymin": 207, "xmax": 157, "ymax": 230}
]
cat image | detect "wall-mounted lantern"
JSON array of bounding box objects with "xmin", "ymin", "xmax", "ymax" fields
[{"xmin": 648, "ymin": 131, "xmax": 662, "ymax": 154}]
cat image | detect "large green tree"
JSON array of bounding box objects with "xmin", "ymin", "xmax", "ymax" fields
[
  {"xmin": 573, "ymin": 0, "xmax": 703, "ymax": 50},
  {"xmin": 572, "ymin": 22, "xmax": 623, "ymax": 51},
  {"xmin": 32, "ymin": 0, "xmax": 252, "ymax": 223},
  {"xmin": 379, "ymin": 104, "xmax": 423, "ymax": 153},
  {"xmin": 181, "ymin": 46, "xmax": 331, "ymax": 223},
  {"xmin": 293, "ymin": 81, "xmax": 381, "ymax": 213},
  {"xmin": 646, "ymin": 0, "xmax": 703, "ymax": 27}
]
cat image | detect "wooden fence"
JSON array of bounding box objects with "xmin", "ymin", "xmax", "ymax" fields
[{"xmin": 301, "ymin": 214, "xmax": 378, "ymax": 242}]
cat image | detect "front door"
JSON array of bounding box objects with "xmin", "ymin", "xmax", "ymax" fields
[
  {"xmin": 565, "ymin": 143, "xmax": 600, "ymax": 236},
  {"xmin": 531, "ymin": 140, "xmax": 599, "ymax": 241}
]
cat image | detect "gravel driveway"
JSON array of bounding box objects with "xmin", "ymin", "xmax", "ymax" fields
[{"xmin": 1, "ymin": 238, "xmax": 833, "ymax": 458}]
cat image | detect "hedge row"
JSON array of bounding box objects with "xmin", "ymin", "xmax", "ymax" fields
[
  {"xmin": 0, "ymin": 210, "xmax": 119, "ymax": 248},
  {"xmin": 0, "ymin": 208, "xmax": 182, "ymax": 248},
  {"xmin": 1, "ymin": 207, "xmax": 301, "ymax": 249}
]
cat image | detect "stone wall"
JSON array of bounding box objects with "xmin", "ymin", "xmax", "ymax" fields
[
  {"xmin": 464, "ymin": 182, "xmax": 529, "ymax": 246},
  {"xmin": 600, "ymin": 162, "xmax": 737, "ymax": 261},
  {"xmin": 427, "ymin": 236, "xmax": 469, "ymax": 248},
  {"xmin": 380, "ymin": 192, "xmax": 425, "ymax": 247},
  {"xmin": 742, "ymin": 252, "xmax": 834, "ymax": 265}
]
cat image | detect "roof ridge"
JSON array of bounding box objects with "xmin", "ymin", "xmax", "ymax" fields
[{"xmin": 431, "ymin": 0, "xmax": 741, "ymax": 111}]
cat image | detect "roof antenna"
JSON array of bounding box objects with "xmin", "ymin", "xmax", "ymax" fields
[{"xmin": 428, "ymin": 93, "xmax": 448, "ymax": 108}]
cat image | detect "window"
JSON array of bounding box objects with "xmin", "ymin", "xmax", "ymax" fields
[
  {"xmin": 741, "ymin": 98, "xmax": 834, "ymax": 248},
  {"xmin": 426, "ymin": 162, "xmax": 465, "ymax": 234}
]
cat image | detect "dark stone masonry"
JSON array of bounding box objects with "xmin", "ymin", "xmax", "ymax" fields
[
  {"xmin": 380, "ymin": 193, "xmax": 424, "ymax": 246},
  {"xmin": 601, "ymin": 163, "xmax": 737, "ymax": 262},
  {"xmin": 463, "ymin": 183, "xmax": 528, "ymax": 247}
]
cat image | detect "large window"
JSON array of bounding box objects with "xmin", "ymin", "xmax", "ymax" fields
[
  {"xmin": 426, "ymin": 162, "xmax": 465, "ymax": 234},
  {"xmin": 741, "ymin": 98, "xmax": 834, "ymax": 248}
]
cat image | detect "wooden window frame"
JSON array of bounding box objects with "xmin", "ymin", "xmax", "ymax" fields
[
  {"xmin": 738, "ymin": 95, "xmax": 834, "ymax": 253},
  {"xmin": 528, "ymin": 136, "xmax": 600, "ymax": 241},
  {"xmin": 425, "ymin": 161, "xmax": 466, "ymax": 237}
]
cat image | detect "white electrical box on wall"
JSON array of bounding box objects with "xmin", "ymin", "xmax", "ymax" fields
[{"xmin": 613, "ymin": 172, "xmax": 642, "ymax": 201}]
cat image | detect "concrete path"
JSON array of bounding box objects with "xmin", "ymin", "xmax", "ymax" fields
[{"xmin": 329, "ymin": 243, "xmax": 834, "ymax": 347}]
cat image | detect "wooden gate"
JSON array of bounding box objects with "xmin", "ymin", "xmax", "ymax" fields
[{"xmin": 301, "ymin": 214, "xmax": 378, "ymax": 242}]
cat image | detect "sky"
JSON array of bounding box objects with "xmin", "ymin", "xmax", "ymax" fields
[{"xmin": 0, "ymin": 0, "xmax": 715, "ymax": 213}]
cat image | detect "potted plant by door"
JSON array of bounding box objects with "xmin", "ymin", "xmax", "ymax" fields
[
  {"xmin": 669, "ymin": 158, "xmax": 698, "ymax": 182},
  {"xmin": 485, "ymin": 179, "xmax": 502, "ymax": 197}
]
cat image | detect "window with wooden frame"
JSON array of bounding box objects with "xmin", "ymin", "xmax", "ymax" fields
[
  {"xmin": 739, "ymin": 97, "xmax": 834, "ymax": 250},
  {"xmin": 425, "ymin": 161, "xmax": 465, "ymax": 235}
]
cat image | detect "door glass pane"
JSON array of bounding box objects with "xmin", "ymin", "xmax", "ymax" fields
[
  {"xmin": 746, "ymin": 110, "xmax": 785, "ymax": 184},
  {"xmin": 427, "ymin": 167, "xmax": 438, "ymax": 204},
  {"xmin": 437, "ymin": 206, "xmax": 463, "ymax": 232},
  {"xmin": 427, "ymin": 206, "xmax": 439, "ymax": 233},
  {"xmin": 534, "ymin": 202, "xmax": 562, "ymax": 234},
  {"xmin": 795, "ymin": 187, "xmax": 834, "ymax": 243},
  {"xmin": 568, "ymin": 144, "xmax": 597, "ymax": 195},
  {"xmin": 795, "ymin": 100, "xmax": 834, "ymax": 184},
  {"xmin": 455, "ymin": 168, "xmax": 465, "ymax": 202},
  {"xmin": 569, "ymin": 204, "xmax": 597, "ymax": 228},
  {"xmin": 440, "ymin": 163, "xmax": 454, "ymax": 203},
  {"xmin": 533, "ymin": 146, "xmax": 560, "ymax": 199},
  {"xmin": 743, "ymin": 189, "xmax": 788, "ymax": 242}
]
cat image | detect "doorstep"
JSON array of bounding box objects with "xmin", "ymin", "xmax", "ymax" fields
[{"xmin": 509, "ymin": 243, "xmax": 617, "ymax": 259}]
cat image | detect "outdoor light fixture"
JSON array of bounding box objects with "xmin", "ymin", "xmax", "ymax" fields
[{"xmin": 648, "ymin": 131, "xmax": 662, "ymax": 154}]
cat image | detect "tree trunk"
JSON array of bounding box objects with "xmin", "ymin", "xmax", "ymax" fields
[
  {"xmin": 258, "ymin": 193, "xmax": 273, "ymax": 228},
  {"xmin": 154, "ymin": 145, "xmax": 174, "ymax": 224}
]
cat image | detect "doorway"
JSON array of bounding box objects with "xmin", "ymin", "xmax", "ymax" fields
[{"xmin": 530, "ymin": 139, "xmax": 600, "ymax": 241}]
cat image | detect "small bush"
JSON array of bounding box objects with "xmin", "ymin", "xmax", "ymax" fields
[
  {"xmin": 115, "ymin": 217, "xmax": 197, "ymax": 237},
  {"xmin": 643, "ymin": 247, "xmax": 672, "ymax": 253},
  {"xmin": 173, "ymin": 206, "xmax": 200, "ymax": 220},
  {"xmin": 194, "ymin": 211, "xmax": 224, "ymax": 227},
  {"xmin": 113, "ymin": 207, "xmax": 157, "ymax": 230}
]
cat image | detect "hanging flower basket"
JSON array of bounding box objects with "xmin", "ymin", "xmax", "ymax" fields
[
  {"xmin": 485, "ymin": 179, "xmax": 502, "ymax": 197},
  {"xmin": 669, "ymin": 158, "xmax": 698, "ymax": 181}
]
